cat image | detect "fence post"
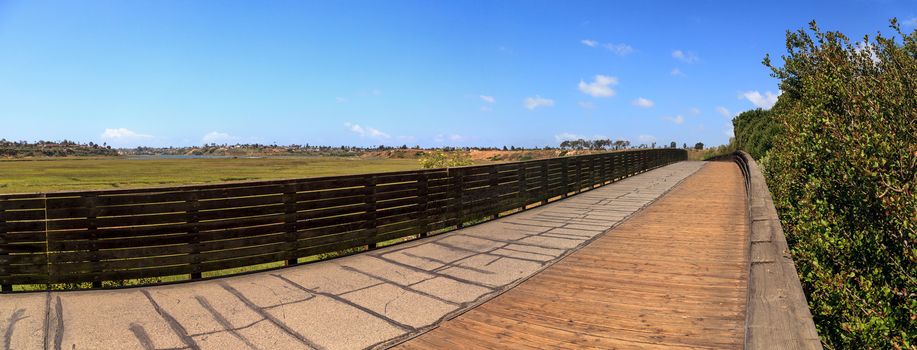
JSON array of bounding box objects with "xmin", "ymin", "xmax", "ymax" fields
[
  {"xmin": 490, "ymin": 166, "xmax": 500, "ymax": 219},
  {"xmin": 453, "ymin": 168, "xmax": 465, "ymax": 228},
  {"xmin": 0, "ymin": 203, "xmax": 8, "ymax": 292},
  {"xmin": 591, "ymin": 156, "xmax": 598, "ymax": 188},
  {"xmin": 561, "ymin": 158, "xmax": 570, "ymax": 198},
  {"xmin": 188, "ymin": 192, "xmax": 202, "ymax": 280},
  {"xmin": 365, "ymin": 176, "xmax": 378, "ymax": 249},
  {"xmin": 517, "ymin": 163, "xmax": 527, "ymax": 211},
  {"xmin": 283, "ymin": 183, "xmax": 298, "ymax": 266},
  {"xmin": 85, "ymin": 195, "xmax": 102, "ymax": 288},
  {"xmin": 540, "ymin": 162, "xmax": 549, "ymax": 205},
  {"xmin": 417, "ymin": 173, "xmax": 429, "ymax": 238}
]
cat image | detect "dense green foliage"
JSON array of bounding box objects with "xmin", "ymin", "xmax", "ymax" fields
[
  {"xmin": 762, "ymin": 20, "xmax": 916, "ymax": 349},
  {"xmin": 732, "ymin": 109, "xmax": 780, "ymax": 160}
]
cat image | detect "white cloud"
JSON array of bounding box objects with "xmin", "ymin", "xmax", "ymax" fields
[
  {"xmin": 603, "ymin": 43, "xmax": 635, "ymax": 56},
  {"xmin": 201, "ymin": 131, "xmax": 240, "ymax": 144},
  {"xmin": 716, "ymin": 106, "xmax": 732, "ymax": 118},
  {"xmin": 740, "ymin": 90, "xmax": 780, "ymax": 109},
  {"xmin": 480, "ymin": 95, "xmax": 495, "ymax": 104},
  {"xmin": 578, "ymin": 75, "xmax": 618, "ymax": 97},
  {"xmin": 581, "ymin": 39, "xmax": 634, "ymax": 56},
  {"xmin": 672, "ymin": 50, "xmax": 699, "ymax": 63},
  {"xmin": 345, "ymin": 122, "xmax": 390, "ymax": 139},
  {"xmin": 689, "ymin": 107, "xmax": 701, "ymax": 115},
  {"xmin": 523, "ymin": 95, "xmax": 555, "ymax": 110},
  {"xmin": 578, "ymin": 101, "xmax": 595, "ymax": 109},
  {"xmin": 100, "ymin": 128, "xmax": 152, "ymax": 140},
  {"xmin": 903, "ymin": 17, "xmax": 917, "ymax": 27},
  {"xmin": 664, "ymin": 115, "xmax": 685, "ymax": 124},
  {"xmin": 723, "ymin": 122, "xmax": 735, "ymax": 137},
  {"xmin": 632, "ymin": 97, "xmax": 654, "ymax": 108},
  {"xmin": 854, "ymin": 41, "xmax": 880, "ymax": 63},
  {"xmin": 554, "ymin": 133, "xmax": 582, "ymax": 142},
  {"xmin": 335, "ymin": 97, "xmax": 348, "ymax": 103},
  {"xmin": 638, "ymin": 134, "xmax": 656, "ymax": 143},
  {"xmin": 671, "ymin": 68, "xmax": 684, "ymax": 76}
]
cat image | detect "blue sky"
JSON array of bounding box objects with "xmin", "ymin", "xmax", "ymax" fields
[{"xmin": 1, "ymin": 1, "xmax": 915, "ymax": 148}]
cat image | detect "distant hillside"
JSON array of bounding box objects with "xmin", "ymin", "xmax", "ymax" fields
[{"xmin": 0, "ymin": 140, "xmax": 118, "ymax": 158}]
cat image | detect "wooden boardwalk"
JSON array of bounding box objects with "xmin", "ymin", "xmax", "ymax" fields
[{"xmin": 396, "ymin": 162, "xmax": 749, "ymax": 349}]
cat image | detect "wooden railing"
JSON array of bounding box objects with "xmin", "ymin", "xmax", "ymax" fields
[{"xmin": 0, "ymin": 149, "xmax": 686, "ymax": 291}]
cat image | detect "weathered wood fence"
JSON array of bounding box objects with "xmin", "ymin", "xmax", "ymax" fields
[{"xmin": 0, "ymin": 149, "xmax": 685, "ymax": 291}]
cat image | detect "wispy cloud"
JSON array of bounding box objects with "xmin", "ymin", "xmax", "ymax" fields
[
  {"xmin": 632, "ymin": 97, "xmax": 654, "ymax": 108},
  {"xmin": 371, "ymin": 89, "xmax": 382, "ymax": 96},
  {"xmin": 689, "ymin": 107, "xmax": 701, "ymax": 115},
  {"xmin": 578, "ymin": 101, "xmax": 595, "ymax": 109},
  {"xmin": 740, "ymin": 90, "xmax": 780, "ymax": 109},
  {"xmin": 716, "ymin": 106, "xmax": 732, "ymax": 118},
  {"xmin": 638, "ymin": 134, "xmax": 656, "ymax": 144},
  {"xmin": 581, "ymin": 39, "xmax": 634, "ymax": 56},
  {"xmin": 671, "ymin": 68, "xmax": 684, "ymax": 77},
  {"xmin": 202, "ymin": 131, "xmax": 239, "ymax": 144},
  {"xmin": 480, "ymin": 95, "xmax": 495, "ymax": 104},
  {"xmin": 902, "ymin": 17, "xmax": 917, "ymax": 27},
  {"xmin": 480, "ymin": 106, "xmax": 492, "ymax": 112},
  {"xmin": 335, "ymin": 97, "xmax": 348, "ymax": 104},
  {"xmin": 578, "ymin": 75, "xmax": 618, "ymax": 97},
  {"xmin": 345, "ymin": 122, "xmax": 390, "ymax": 139},
  {"xmin": 603, "ymin": 43, "xmax": 635, "ymax": 56},
  {"xmin": 101, "ymin": 128, "xmax": 152, "ymax": 140},
  {"xmin": 672, "ymin": 50, "xmax": 699, "ymax": 63},
  {"xmin": 524, "ymin": 95, "xmax": 555, "ymax": 110},
  {"xmin": 664, "ymin": 115, "xmax": 685, "ymax": 125}
]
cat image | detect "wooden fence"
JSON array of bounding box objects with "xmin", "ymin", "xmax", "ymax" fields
[{"xmin": 0, "ymin": 149, "xmax": 686, "ymax": 291}]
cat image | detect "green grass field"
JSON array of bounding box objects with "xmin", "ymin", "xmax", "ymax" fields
[{"xmin": 0, "ymin": 156, "xmax": 423, "ymax": 194}]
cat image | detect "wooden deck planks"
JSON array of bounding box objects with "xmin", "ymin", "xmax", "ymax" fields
[{"xmin": 396, "ymin": 162, "xmax": 749, "ymax": 349}]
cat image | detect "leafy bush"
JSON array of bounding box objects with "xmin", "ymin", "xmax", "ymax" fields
[
  {"xmin": 732, "ymin": 108, "xmax": 780, "ymax": 160},
  {"xmin": 418, "ymin": 151, "xmax": 474, "ymax": 169},
  {"xmin": 763, "ymin": 20, "xmax": 916, "ymax": 349}
]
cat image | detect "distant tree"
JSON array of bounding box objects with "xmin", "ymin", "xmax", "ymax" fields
[
  {"xmin": 670, "ymin": 141, "xmax": 677, "ymax": 148},
  {"xmin": 693, "ymin": 142, "xmax": 704, "ymax": 150}
]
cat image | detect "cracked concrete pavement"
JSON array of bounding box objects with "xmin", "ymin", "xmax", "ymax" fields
[{"xmin": 0, "ymin": 162, "xmax": 703, "ymax": 350}]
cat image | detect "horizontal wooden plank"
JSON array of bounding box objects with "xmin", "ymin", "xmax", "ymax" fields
[
  {"xmin": 0, "ymin": 198, "xmax": 45, "ymax": 210},
  {"xmin": 1, "ymin": 209, "xmax": 46, "ymax": 221},
  {"xmin": 197, "ymin": 203, "xmax": 285, "ymax": 221}
]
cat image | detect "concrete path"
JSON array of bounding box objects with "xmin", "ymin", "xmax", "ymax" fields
[
  {"xmin": 396, "ymin": 162, "xmax": 749, "ymax": 349},
  {"xmin": 0, "ymin": 162, "xmax": 703, "ymax": 350}
]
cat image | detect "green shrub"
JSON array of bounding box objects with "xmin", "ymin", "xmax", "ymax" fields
[
  {"xmin": 418, "ymin": 151, "xmax": 474, "ymax": 169},
  {"xmin": 763, "ymin": 20, "xmax": 916, "ymax": 349},
  {"xmin": 733, "ymin": 108, "xmax": 780, "ymax": 160}
]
